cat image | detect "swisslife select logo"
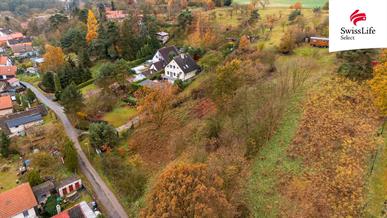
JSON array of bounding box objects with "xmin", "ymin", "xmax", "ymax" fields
[{"xmin": 329, "ymin": 0, "xmax": 387, "ymax": 52}]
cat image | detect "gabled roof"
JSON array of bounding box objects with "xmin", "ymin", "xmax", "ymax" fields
[
  {"xmin": 6, "ymin": 113, "xmax": 42, "ymax": 128},
  {"xmin": 9, "ymin": 44, "xmax": 33, "ymax": 54},
  {"xmin": 0, "ymin": 105, "xmax": 47, "ymax": 134},
  {"xmin": 0, "ymin": 66, "xmax": 17, "ymax": 76},
  {"xmin": 0, "ymin": 183, "xmax": 38, "ymax": 217},
  {"xmin": 7, "ymin": 36, "xmax": 32, "ymax": 45},
  {"xmin": 0, "ymin": 95, "xmax": 12, "ymax": 110},
  {"xmin": 157, "ymin": 46, "xmax": 178, "ymax": 62},
  {"xmin": 53, "ymin": 201, "xmax": 97, "ymax": 218},
  {"xmin": 56, "ymin": 176, "xmax": 81, "ymax": 189},
  {"xmin": 171, "ymin": 54, "xmax": 200, "ymax": 74},
  {"xmin": 32, "ymin": 181, "xmax": 55, "ymax": 202},
  {"xmin": 0, "ymin": 56, "xmax": 9, "ymax": 65},
  {"xmin": 151, "ymin": 60, "xmax": 164, "ymax": 72}
]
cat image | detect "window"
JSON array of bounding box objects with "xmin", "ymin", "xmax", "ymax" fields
[
  {"xmin": 166, "ymin": 71, "xmax": 169, "ymax": 76},
  {"xmin": 23, "ymin": 210, "xmax": 29, "ymax": 217},
  {"xmin": 173, "ymin": 73, "xmax": 176, "ymax": 77},
  {"xmin": 69, "ymin": 184, "xmax": 74, "ymax": 192},
  {"xmin": 75, "ymin": 182, "xmax": 81, "ymax": 189}
]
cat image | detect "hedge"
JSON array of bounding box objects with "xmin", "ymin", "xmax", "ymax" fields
[{"xmin": 77, "ymin": 78, "xmax": 96, "ymax": 89}]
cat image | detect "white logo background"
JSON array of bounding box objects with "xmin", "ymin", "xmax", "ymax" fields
[{"xmin": 329, "ymin": 0, "xmax": 387, "ymax": 52}]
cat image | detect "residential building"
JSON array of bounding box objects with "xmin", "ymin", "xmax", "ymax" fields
[
  {"xmin": 0, "ymin": 105, "xmax": 48, "ymax": 136},
  {"xmin": 52, "ymin": 201, "xmax": 98, "ymax": 218},
  {"xmin": 0, "ymin": 56, "xmax": 12, "ymax": 66},
  {"xmin": 0, "ymin": 29, "xmax": 23, "ymax": 46},
  {"xmin": 0, "ymin": 183, "xmax": 38, "ymax": 218},
  {"xmin": 9, "ymin": 44, "xmax": 36, "ymax": 58},
  {"xmin": 163, "ymin": 53, "xmax": 200, "ymax": 83},
  {"xmin": 106, "ymin": 9, "xmax": 128, "ymax": 21},
  {"xmin": 32, "ymin": 181, "xmax": 55, "ymax": 206},
  {"xmin": 156, "ymin": 32, "xmax": 169, "ymax": 44},
  {"xmin": 6, "ymin": 114, "xmax": 44, "ymax": 136},
  {"xmin": 7, "ymin": 78, "xmax": 21, "ymax": 88},
  {"xmin": 0, "ymin": 66, "xmax": 17, "ymax": 80},
  {"xmin": 150, "ymin": 46, "xmax": 179, "ymax": 73},
  {"xmin": 7, "ymin": 36, "xmax": 33, "ymax": 47},
  {"xmin": 0, "ymin": 95, "xmax": 13, "ymax": 116},
  {"xmin": 56, "ymin": 176, "xmax": 82, "ymax": 198}
]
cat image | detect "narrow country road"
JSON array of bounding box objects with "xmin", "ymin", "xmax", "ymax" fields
[{"xmin": 21, "ymin": 82, "xmax": 128, "ymax": 218}]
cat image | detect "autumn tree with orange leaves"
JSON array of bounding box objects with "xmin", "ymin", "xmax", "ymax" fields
[
  {"xmin": 40, "ymin": 45, "xmax": 65, "ymax": 73},
  {"xmin": 141, "ymin": 163, "xmax": 234, "ymax": 218},
  {"xmin": 134, "ymin": 83, "xmax": 177, "ymax": 128},
  {"xmin": 189, "ymin": 13, "xmax": 217, "ymax": 48},
  {"xmin": 368, "ymin": 49, "xmax": 387, "ymax": 116},
  {"xmin": 86, "ymin": 10, "xmax": 98, "ymax": 43}
]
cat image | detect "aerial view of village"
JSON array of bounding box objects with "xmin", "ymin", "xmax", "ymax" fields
[{"xmin": 0, "ymin": 0, "xmax": 385, "ymax": 217}]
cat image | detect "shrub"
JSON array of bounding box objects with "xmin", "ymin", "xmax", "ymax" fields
[
  {"xmin": 337, "ymin": 49, "xmax": 377, "ymax": 80},
  {"xmin": 288, "ymin": 9, "xmax": 301, "ymax": 21},
  {"xmin": 89, "ymin": 122, "xmax": 119, "ymax": 149}
]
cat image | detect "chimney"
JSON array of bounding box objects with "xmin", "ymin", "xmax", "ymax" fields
[{"xmin": 180, "ymin": 54, "xmax": 185, "ymax": 59}]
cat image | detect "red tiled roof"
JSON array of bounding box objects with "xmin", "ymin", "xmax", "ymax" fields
[
  {"xmin": 0, "ymin": 32, "xmax": 24, "ymax": 44},
  {"xmin": 0, "ymin": 183, "xmax": 38, "ymax": 217},
  {"xmin": 0, "ymin": 66, "xmax": 17, "ymax": 76},
  {"xmin": 0, "ymin": 56, "xmax": 8, "ymax": 65},
  {"xmin": 0, "ymin": 95, "xmax": 12, "ymax": 110},
  {"xmin": 106, "ymin": 10, "xmax": 127, "ymax": 20}
]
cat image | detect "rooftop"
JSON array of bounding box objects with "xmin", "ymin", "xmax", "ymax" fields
[
  {"xmin": 56, "ymin": 176, "xmax": 81, "ymax": 188},
  {"xmin": 0, "ymin": 56, "xmax": 9, "ymax": 65},
  {"xmin": 0, "ymin": 66, "xmax": 17, "ymax": 76},
  {"xmin": 0, "ymin": 183, "xmax": 38, "ymax": 217},
  {"xmin": 0, "ymin": 95, "xmax": 13, "ymax": 110},
  {"xmin": 53, "ymin": 201, "xmax": 97, "ymax": 218},
  {"xmin": 6, "ymin": 113, "xmax": 43, "ymax": 128}
]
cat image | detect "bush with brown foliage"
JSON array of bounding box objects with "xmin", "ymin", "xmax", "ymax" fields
[
  {"xmin": 283, "ymin": 78, "xmax": 381, "ymax": 217},
  {"xmin": 141, "ymin": 163, "xmax": 234, "ymax": 218}
]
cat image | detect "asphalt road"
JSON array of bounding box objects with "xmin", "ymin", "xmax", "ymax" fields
[{"xmin": 21, "ymin": 82, "xmax": 128, "ymax": 218}]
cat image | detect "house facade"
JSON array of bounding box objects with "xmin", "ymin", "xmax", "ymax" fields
[
  {"xmin": 0, "ymin": 183, "xmax": 38, "ymax": 218},
  {"xmin": 56, "ymin": 176, "xmax": 82, "ymax": 197},
  {"xmin": 156, "ymin": 32, "xmax": 169, "ymax": 44},
  {"xmin": 163, "ymin": 54, "xmax": 200, "ymax": 83}
]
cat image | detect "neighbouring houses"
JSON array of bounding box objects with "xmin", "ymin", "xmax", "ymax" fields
[
  {"xmin": 106, "ymin": 8, "xmax": 128, "ymax": 21},
  {"xmin": 52, "ymin": 201, "xmax": 98, "ymax": 218},
  {"xmin": 6, "ymin": 114, "xmax": 44, "ymax": 136},
  {"xmin": 0, "ymin": 29, "xmax": 24, "ymax": 46},
  {"xmin": 0, "ymin": 65, "xmax": 17, "ymax": 80},
  {"xmin": 0, "ymin": 105, "xmax": 48, "ymax": 136},
  {"xmin": 0, "ymin": 95, "xmax": 13, "ymax": 116},
  {"xmin": 10, "ymin": 44, "xmax": 37, "ymax": 58},
  {"xmin": 156, "ymin": 31, "xmax": 169, "ymax": 44},
  {"xmin": 163, "ymin": 53, "xmax": 201, "ymax": 83},
  {"xmin": 7, "ymin": 36, "xmax": 33, "ymax": 47},
  {"xmin": 56, "ymin": 176, "xmax": 82, "ymax": 198},
  {"xmin": 0, "ymin": 56, "xmax": 12, "ymax": 66},
  {"xmin": 32, "ymin": 181, "xmax": 55, "ymax": 206},
  {"xmin": 150, "ymin": 46, "xmax": 179, "ymax": 73},
  {"xmin": 7, "ymin": 77, "xmax": 21, "ymax": 88},
  {"xmin": 0, "ymin": 183, "xmax": 38, "ymax": 218}
]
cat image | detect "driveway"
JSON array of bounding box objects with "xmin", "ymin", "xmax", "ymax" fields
[{"xmin": 21, "ymin": 82, "xmax": 128, "ymax": 218}]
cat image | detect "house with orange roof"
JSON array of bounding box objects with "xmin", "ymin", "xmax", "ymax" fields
[
  {"xmin": 0, "ymin": 183, "xmax": 38, "ymax": 218},
  {"xmin": 0, "ymin": 95, "xmax": 13, "ymax": 116},
  {"xmin": 0, "ymin": 66, "xmax": 17, "ymax": 80},
  {"xmin": 106, "ymin": 8, "xmax": 128, "ymax": 21},
  {"xmin": 0, "ymin": 56, "xmax": 12, "ymax": 66}
]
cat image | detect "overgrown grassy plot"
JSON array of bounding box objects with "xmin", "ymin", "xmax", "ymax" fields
[
  {"xmin": 102, "ymin": 106, "xmax": 137, "ymax": 128},
  {"xmin": 232, "ymin": 0, "xmax": 326, "ymax": 8},
  {"xmin": 365, "ymin": 130, "xmax": 387, "ymax": 217}
]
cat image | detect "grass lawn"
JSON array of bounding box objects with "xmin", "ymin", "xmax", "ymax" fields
[
  {"xmin": 246, "ymin": 92, "xmax": 304, "ymax": 217},
  {"xmin": 80, "ymin": 83, "xmax": 98, "ymax": 95},
  {"xmin": 233, "ymin": 0, "xmax": 326, "ymax": 8},
  {"xmin": 17, "ymin": 74, "xmax": 41, "ymax": 86},
  {"xmin": 365, "ymin": 129, "xmax": 387, "ymax": 217},
  {"xmin": 102, "ymin": 106, "xmax": 138, "ymax": 128},
  {"xmin": 0, "ymin": 156, "xmax": 20, "ymax": 191}
]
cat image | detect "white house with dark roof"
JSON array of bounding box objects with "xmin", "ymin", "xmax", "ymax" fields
[
  {"xmin": 150, "ymin": 46, "xmax": 179, "ymax": 73},
  {"xmin": 163, "ymin": 53, "xmax": 200, "ymax": 83}
]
